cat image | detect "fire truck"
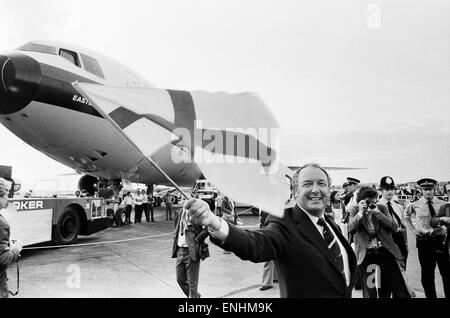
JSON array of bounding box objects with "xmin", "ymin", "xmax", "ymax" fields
[{"xmin": 0, "ymin": 165, "xmax": 113, "ymax": 246}]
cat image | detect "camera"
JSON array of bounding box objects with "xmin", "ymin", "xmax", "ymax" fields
[{"xmin": 365, "ymin": 200, "xmax": 377, "ymax": 210}]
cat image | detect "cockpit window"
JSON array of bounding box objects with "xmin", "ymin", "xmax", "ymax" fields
[
  {"xmin": 59, "ymin": 49, "xmax": 81, "ymax": 67},
  {"xmin": 17, "ymin": 43, "xmax": 57, "ymax": 55},
  {"xmin": 81, "ymin": 54, "xmax": 105, "ymax": 79}
]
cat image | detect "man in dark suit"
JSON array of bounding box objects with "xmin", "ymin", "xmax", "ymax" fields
[
  {"xmin": 221, "ymin": 196, "xmax": 236, "ymax": 224},
  {"xmin": 185, "ymin": 163, "xmax": 357, "ymax": 298},
  {"xmin": 172, "ymin": 207, "xmax": 209, "ymax": 298}
]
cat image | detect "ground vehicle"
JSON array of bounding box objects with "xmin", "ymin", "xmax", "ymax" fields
[
  {"xmin": 3, "ymin": 196, "xmax": 112, "ymax": 246},
  {"xmin": 1, "ymin": 166, "xmax": 112, "ymax": 245},
  {"xmin": 192, "ymin": 180, "xmax": 217, "ymax": 211}
]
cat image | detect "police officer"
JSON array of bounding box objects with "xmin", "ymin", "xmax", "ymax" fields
[
  {"xmin": 405, "ymin": 178, "xmax": 449, "ymax": 298},
  {"xmin": 345, "ymin": 177, "xmax": 361, "ymax": 208},
  {"xmin": 0, "ymin": 178, "xmax": 23, "ymax": 298},
  {"xmin": 378, "ymin": 176, "xmax": 409, "ymax": 264}
]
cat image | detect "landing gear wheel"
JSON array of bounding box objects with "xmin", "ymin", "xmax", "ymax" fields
[
  {"xmin": 251, "ymin": 207, "xmax": 260, "ymax": 215},
  {"xmin": 55, "ymin": 208, "xmax": 81, "ymax": 244}
]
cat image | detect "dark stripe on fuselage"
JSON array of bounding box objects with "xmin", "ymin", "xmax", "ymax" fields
[{"xmin": 33, "ymin": 62, "xmax": 103, "ymax": 117}]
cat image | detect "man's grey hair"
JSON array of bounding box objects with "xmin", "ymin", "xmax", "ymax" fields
[{"xmin": 291, "ymin": 163, "xmax": 332, "ymax": 195}]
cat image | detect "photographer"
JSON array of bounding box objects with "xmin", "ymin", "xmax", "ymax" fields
[
  {"xmin": 0, "ymin": 178, "xmax": 23, "ymax": 298},
  {"xmin": 348, "ymin": 186, "xmax": 412, "ymax": 298}
]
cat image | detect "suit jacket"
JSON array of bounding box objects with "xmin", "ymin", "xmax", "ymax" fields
[
  {"xmin": 379, "ymin": 199, "xmax": 409, "ymax": 262},
  {"xmin": 431, "ymin": 202, "xmax": 450, "ymax": 225},
  {"xmin": 348, "ymin": 203, "xmax": 403, "ymax": 265},
  {"xmin": 221, "ymin": 197, "xmax": 234, "ymax": 214},
  {"xmin": 171, "ymin": 209, "xmax": 209, "ymax": 262},
  {"xmin": 221, "ymin": 197, "xmax": 235, "ymax": 223},
  {"xmin": 212, "ymin": 205, "xmax": 357, "ymax": 298},
  {"xmin": 431, "ymin": 203, "xmax": 450, "ymax": 251}
]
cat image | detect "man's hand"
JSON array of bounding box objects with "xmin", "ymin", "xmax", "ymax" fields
[
  {"xmin": 416, "ymin": 230, "xmax": 432, "ymax": 239},
  {"xmin": 431, "ymin": 226, "xmax": 447, "ymax": 238},
  {"xmin": 184, "ymin": 199, "xmax": 222, "ymax": 231},
  {"xmin": 439, "ymin": 217, "xmax": 450, "ymax": 226},
  {"xmin": 358, "ymin": 201, "xmax": 368, "ymax": 216}
]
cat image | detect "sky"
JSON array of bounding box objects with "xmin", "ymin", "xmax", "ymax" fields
[{"xmin": 0, "ymin": 0, "xmax": 449, "ymax": 190}]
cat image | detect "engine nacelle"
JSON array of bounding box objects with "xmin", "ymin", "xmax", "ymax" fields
[
  {"xmin": 78, "ymin": 175, "xmax": 98, "ymax": 196},
  {"xmin": 78, "ymin": 175, "xmax": 116, "ymax": 198}
]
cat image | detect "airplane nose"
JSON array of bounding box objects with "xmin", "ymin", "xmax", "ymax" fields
[{"xmin": 0, "ymin": 53, "xmax": 41, "ymax": 114}]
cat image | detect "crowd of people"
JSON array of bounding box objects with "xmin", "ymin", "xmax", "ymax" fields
[
  {"xmin": 1, "ymin": 165, "xmax": 449, "ymax": 299},
  {"xmin": 181, "ymin": 164, "xmax": 449, "ymax": 298},
  {"xmin": 116, "ymin": 189, "xmax": 177, "ymax": 225}
]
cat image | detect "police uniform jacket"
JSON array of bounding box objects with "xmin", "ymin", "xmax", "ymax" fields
[{"xmin": 405, "ymin": 197, "xmax": 447, "ymax": 235}]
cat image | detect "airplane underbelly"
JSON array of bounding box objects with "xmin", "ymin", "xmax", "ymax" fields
[{"xmin": 0, "ymin": 101, "xmax": 202, "ymax": 185}]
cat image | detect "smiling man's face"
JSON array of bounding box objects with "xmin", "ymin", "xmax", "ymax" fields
[{"xmin": 295, "ymin": 166, "xmax": 330, "ymax": 217}]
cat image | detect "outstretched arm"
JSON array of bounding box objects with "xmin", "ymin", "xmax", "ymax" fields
[{"xmin": 185, "ymin": 199, "xmax": 290, "ymax": 263}]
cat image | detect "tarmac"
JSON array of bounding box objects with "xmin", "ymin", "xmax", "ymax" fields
[{"xmin": 7, "ymin": 206, "xmax": 444, "ymax": 298}]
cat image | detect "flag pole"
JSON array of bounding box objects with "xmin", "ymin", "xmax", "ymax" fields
[
  {"xmin": 73, "ymin": 82, "xmax": 191, "ymax": 200},
  {"xmin": 138, "ymin": 156, "xmax": 191, "ymax": 200}
]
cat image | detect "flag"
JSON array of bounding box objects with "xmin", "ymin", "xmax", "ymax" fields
[{"xmin": 73, "ymin": 83, "xmax": 292, "ymax": 217}]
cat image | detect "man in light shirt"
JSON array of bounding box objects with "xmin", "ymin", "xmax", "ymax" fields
[
  {"xmin": 184, "ymin": 163, "xmax": 357, "ymax": 298},
  {"xmin": 171, "ymin": 208, "xmax": 209, "ymax": 298},
  {"xmin": 405, "ymin": 178, "xmax": 449, "ymax": 298}
]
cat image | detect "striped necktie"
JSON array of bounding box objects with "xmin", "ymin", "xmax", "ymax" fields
[{"xmin": 317, "ymin": 218, "xmax": 345, "ymax": 277}]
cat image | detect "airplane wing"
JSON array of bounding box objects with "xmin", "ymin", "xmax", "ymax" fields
[{"xmin": 72, "ymin": 83, "xmax": 291, "ymax": 217}]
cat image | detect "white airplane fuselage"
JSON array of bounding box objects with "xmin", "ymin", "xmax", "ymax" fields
[{"xmin": 0, "ymin": 40, "xmax": 202, "ymax": 186}]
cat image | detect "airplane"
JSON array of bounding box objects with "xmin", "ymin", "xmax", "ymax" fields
[
  {"xmin": 0, "ymin": 40, "xmax": 205, "ymax": 196},
  {"xmin": 0, "ymin": 40, "xmax": 363, "ymax": 199}
]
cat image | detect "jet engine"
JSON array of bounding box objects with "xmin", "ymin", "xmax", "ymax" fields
[
  {"xmin": 78, "ymin": 175, "xmax": 98, "ymax": 196},
  {"xmin": 77, "ymin": 175, "xmax": 120, "ymax": 199}
]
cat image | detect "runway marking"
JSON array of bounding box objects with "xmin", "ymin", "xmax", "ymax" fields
[{"xmin": 23, "ymin": 231, "xmax": 175, "ymax": 250}]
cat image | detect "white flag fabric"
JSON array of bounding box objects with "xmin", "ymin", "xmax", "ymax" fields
[{"xmin": 73, "ymin": 82, "xmax": 292, "ymax": 217}]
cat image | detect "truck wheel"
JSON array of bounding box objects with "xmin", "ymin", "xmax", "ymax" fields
[
  {"xmin": 114, "ymin": 207, "xmax": 126, "ymax": 226},
  {"xmin": 251, "ymin": 207, "xmax": 259, "ymax": 216},
  {"xmin": 55, "ymin": 207, "xmax": 81, "ymax": 244}
]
